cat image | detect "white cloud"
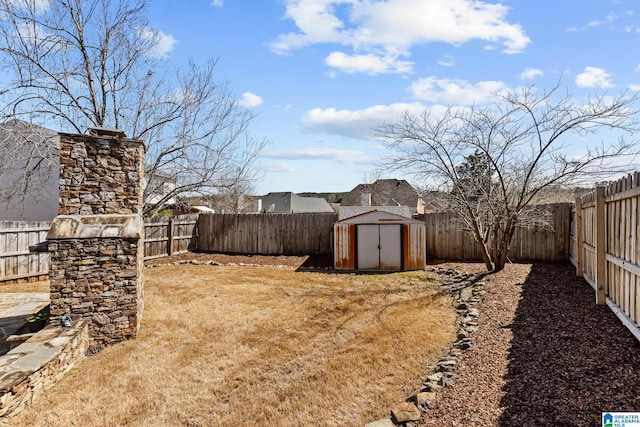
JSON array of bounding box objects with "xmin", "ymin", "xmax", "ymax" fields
[
  {"xmin": 239, "ymin": 92, "xmax": 264, "ymax": 108},
  {"xmin": 271, "ymin": 0, "xmax": 530, "ymax": 73},
  {"xmin": 437, "ymin": 55, "xmax": 455, "ymax": 67},
  {"xmin": 301, "ymin": 102, "xmax": 432, "ymax": 139},
  {"xmin": 7, "ymin": 0, "xmax": 50, "ymax": 13},
  {"xmin": 263, "ymin": 147, "xmax": 366, "ymax": 164},
  {"xmin": 264, "ymin": 162, "xmax": 297, "ymax": 173},
  {"xmin": 211, "ymin": 0, "xmax": 223, "ymax": 7},
  {"xmin": 520, "ymin": 67, "xmax": 543, "ymax": 80},
  {"xmin": 324, "ymin": 51, "xmax": 413, "ymax": 74},
  {"xmin": 588, "ymin": 13, "xmax": 617, "ymax": 27},
  {"xmin": 15, "ymin": 21, "xmax": 50, "ymax": 44},
  {"xmin": 410, "ymin": 77, "xmax": 505, "ymax": 105},
  {"xmin": 139, "ymin": 27, "xmax": 178, "ymax": 58},
  {"xmin": 575, "ymin": 66, "xmax": 614, "ymax": 88},
  {"xmin": 630, "ymin": 84, "xmax": 640, "ymax": 91}
]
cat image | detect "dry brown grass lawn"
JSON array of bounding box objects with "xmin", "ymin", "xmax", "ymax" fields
[
  {"xmin": 6, "ymin": 265, "xmax": 457, "ymax": 427},
  {"xmin": 0, "ymin": 280, "xmax": 49, "ymax": 293}
]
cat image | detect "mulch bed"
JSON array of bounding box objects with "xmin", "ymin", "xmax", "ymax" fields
[{"xmin": 418, "ymin": 261, "xmax": 640, "ymax": 427}]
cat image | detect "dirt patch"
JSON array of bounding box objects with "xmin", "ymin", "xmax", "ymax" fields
[{"xmin": 144, "ymin": 251, "xmax": 332, "ymax": 269}]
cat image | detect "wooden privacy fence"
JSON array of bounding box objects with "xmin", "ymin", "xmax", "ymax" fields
[
  {"xmin": 197, "ymin": 213, "xmax": 338, "ymax": 255},
  {"xmin": 570, "ymin": 174, "xmax": 640, "ymax": 341},
  {"xmin": 0, "ymin": 215, "xmax": 199, "ymax": 282},
  {"xmin": 143, "ymin": 214, "xmax": 199, "ymax": 260},
  {"xmin": 424, "ymin": 203, "xmax": 573, "ymax": 261},
  {"xmin": 0, "ymin": 220, "xmax": 50, "ymax": 282}
]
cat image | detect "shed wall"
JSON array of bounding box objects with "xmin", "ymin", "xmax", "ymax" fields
[
  {"xmin": 334, "ymin": 223, "xmax": 356, "ymax": 270},
  {"xmin": 334, "ymin": 220, "xmax": 426, "ymax": 271},
  {"xmin": 403, "ymin": 223, "xmax": 426, "ymax": 270}
]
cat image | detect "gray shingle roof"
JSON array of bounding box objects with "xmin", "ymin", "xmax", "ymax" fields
[
  {"xmin": 341, "ymin": 179, "xmax": 420, "ymax": 210},
  {"xmin": 261, "ymin": 192, "xmax": 334, "ymax": 213}
]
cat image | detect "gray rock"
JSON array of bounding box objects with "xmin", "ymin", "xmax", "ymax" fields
[
  {"xmin": 422, "ymin": 383, "xmax": 443, "ymax": 392},
  {"xmin": 365, "ymin": 419, "xmax": 395, "ymax": 427},
  {"xmin": 391, "ymin": 402, "xmax": 421, "ymax": 423},
  {"xmin": 437, "ymin": 359, "xmax": 457, "ymax": 368},
  {"xmin": 417, "ymin": 392, "xmax": 437, "ymax": 408},
  {"xmin": 426, "ymin": 372, "xmax": 443, "ymax": 383},
  {"xmin": 460, "ymin": 316, "xmax": 478, "ymax": 326},
  {"xmin": 91, "ymin": 313, "xmax": 110, "ymax": 326}
]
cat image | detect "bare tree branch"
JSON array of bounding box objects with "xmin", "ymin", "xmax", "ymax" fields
[
  {"xmin": 378, "ymin": 84, "xmax": 640, "ymax": 271},
  {"xmin": 0, "ymin": 0, "xmax": 265, "ymax": 216}
]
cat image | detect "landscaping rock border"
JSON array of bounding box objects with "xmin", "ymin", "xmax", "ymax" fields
[
  {"xmin": 368, "ymin": 267, "xmax": 486, "ymax": 427},
  {"xmin": 144, "ymin": 258, "xmax": 337, "ymax": 271}
]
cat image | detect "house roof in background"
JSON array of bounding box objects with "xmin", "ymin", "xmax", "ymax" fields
[
  {"xmin": 262, "ymin": 192, "xmax": 335, "ymax": 213},
  {"xmin": 341, "ymin": 179, "xmax": 421, "ymax": 209}
]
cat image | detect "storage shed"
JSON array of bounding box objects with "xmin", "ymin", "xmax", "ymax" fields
[{"xmin": 334, "ymin": 207, "xmax": 426, "ymax": 271}]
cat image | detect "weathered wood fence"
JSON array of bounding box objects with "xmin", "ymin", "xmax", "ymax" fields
[
  {"xmin": 0, "ymin": 220, "xmax": 50, "ymax": 282},
  {"xmin": 570, "ymin": 174, "xmax": 640, "ymax": 341},
  {"xmin": 424, "ymin": 203, "xmax": 573, "ymax": 261},
  {"xmin": 143, "ymin": 214, "xmax": 198, "ymax": 260},
  {"xmin": 0, "ymin": 215, "xmax": 199, "ymax": 282},
  {"xmin": 197, "ymin": 213, "xmax": 337, "ymax": 255}
]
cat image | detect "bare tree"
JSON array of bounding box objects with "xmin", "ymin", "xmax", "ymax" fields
[
  {"xmin": 0, "ymin": 0, "xmax": 265, "ymax": 215},
  {"xmin": 378, "ymin": 84, "xmax": 640, "ymax": 272}
]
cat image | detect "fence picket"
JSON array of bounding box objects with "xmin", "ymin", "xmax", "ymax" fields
[
  {"xmin": 196, "ymin": 213, "xmax": 337, "ymax": 256},
  {"xmin": 571, "ymin": 176, "xmax": 640, "ymax": 341},
  {"xmin": 0, "ymin": 220, "xmax": 51, "ymax": 282},
  {"xmin": 424, "ymin": 203, "xmax": 572, "ymax": 262}
]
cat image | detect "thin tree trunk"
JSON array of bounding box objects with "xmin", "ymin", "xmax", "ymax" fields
[{"xmin": 493, "ymin": 222, "xmax": 516, "ymax": 272}]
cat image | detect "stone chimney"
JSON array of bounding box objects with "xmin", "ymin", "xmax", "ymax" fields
[{"xmin": 47, "ymin": 129, "xmax": 145, "ymax": 349}]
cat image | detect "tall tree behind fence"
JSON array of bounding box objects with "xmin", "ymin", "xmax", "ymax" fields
[
  {"xmin": 0, "ymin": 220, "xmax": 50, "ymax": 282},
  {"xmin": 571, "ymin": 173, "xmax": 640, "ymax": 341},
  {"xmin": 143, "ymin": 214, "xmax": 199, "ymax": 260},
  {"xmin": 424, "ymin": 203, "xmax": 573, "ymax": 261},
  {"xmin": 197, "ymin": 213, "xmax": 338, "ymax": 255}
]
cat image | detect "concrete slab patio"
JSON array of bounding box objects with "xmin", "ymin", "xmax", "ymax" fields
[{"xmin": 0, "ymin": 293, "xmax": 49, "ymax": 356}]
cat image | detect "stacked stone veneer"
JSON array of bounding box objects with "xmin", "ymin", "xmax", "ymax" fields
[
  {"xmin": 48, "ymin": 131, "xmax": 144, "ymax": 347},
  {"xmin": 57, "ymin": 132, "xmax": 142, "ymax": 215},
  {"xmin": 0, "ymin": 320, "xmax": 89, "ymax": 418}
]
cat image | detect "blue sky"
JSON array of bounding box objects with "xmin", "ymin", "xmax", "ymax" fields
[{"xmin": 147, "ymin": 0, "xmax": 640, "ymax": 195}]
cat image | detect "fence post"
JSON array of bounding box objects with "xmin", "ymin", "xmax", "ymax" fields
[
  {"xmin": 575, "ymin": 197, "xmax": 583, "ymax": 277},
  {"xmin": 168, "ymin": 217, "xmax": 174, "ymax": 256},
  {"xmin": 595, "ymin": 186, "xmax": 606, "ymax": 304}
]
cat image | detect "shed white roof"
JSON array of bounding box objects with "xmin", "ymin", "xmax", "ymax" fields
[{"xmin": 338, "ymin": 205, "xmax": 412, "ymax": 221}]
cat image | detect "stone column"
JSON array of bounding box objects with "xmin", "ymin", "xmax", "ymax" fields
[{"xmin": 47, "ymin": 128, "xmax": 145, "ymax": 349}]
